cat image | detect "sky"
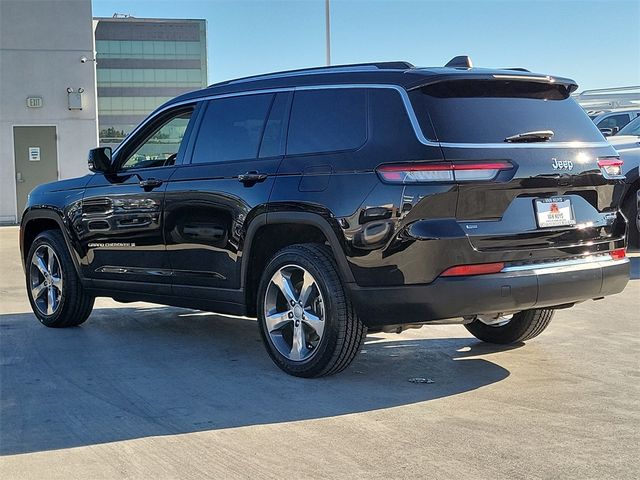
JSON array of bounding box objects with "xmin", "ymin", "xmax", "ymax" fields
[{"xmin": 92, "ymin": 0, "xmax": 640, "ymax": 92}]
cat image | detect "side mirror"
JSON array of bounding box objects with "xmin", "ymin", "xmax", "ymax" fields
[
  {"xmin": 88, "ymin": 147, "xmax": 113, "ymax": 173},
  {"xmin": 599, "ymin": 128, "xmax": 613, "ymax": 137}
]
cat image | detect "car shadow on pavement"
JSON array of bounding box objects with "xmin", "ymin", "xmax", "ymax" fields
[{"xmin": 0, "ymin": 306, "xmax": 514, "ymax": 456}]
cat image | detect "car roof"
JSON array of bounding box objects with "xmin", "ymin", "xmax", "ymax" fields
[
  {"xmin": 164, "ymin": 61, "xmax": 578, "ymax": 108},
  {"xmin": 600, "ymin": 108, "xmax": 640, "ymax": 114}
]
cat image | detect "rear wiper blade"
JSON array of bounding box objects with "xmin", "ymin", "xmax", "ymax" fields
[{"xmin": 504, "ymin": 130, "xmax": 554, "ymax": 143}]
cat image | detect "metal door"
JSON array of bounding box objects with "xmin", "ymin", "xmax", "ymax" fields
[{"xmin": 13, "ymin": 126, "xmax": 58, "ymax": 219}]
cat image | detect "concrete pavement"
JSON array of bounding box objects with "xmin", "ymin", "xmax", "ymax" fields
[{"xmin": 1, "ymin": 226, "xmax": 639, "ymax": 479}]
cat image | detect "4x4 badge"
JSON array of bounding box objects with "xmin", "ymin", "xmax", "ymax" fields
[{"xmin": 551, "ymin": 158, "xmax": 573, "ymax": 170}]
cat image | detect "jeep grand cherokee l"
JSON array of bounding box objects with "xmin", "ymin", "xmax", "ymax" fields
[{"xmin": 20, "ymin": 58, "xmax": 630, "ymax": 377}]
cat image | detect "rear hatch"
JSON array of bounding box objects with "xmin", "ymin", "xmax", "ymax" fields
[{"xmin": 409, "ymin": 77, "xmax": 626, "ymax": 253}]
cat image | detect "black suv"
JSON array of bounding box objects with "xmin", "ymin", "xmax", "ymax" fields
[{"xmin": 20, "ymin": 58, "xmax": 630, "ymax": 377}]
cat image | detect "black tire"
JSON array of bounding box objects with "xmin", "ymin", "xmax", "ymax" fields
[
  {"xmin": 26, "ymin": 230, "xmax": 94, "ymax": 328},
  {"xmin": 622, "ymin": 190, "xmax": 639, "ymax": 250},
  {"xmin": 257, "ymin": 244, "xmax": 367, "ymax": 378},
  {"xmin": 464, "ymin": 309, "xmax": 554, "ymax": 344}
]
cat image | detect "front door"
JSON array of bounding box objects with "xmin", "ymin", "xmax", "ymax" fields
[
  {"xmin": 79, "ymin": 105, "xmax": 197, "ymax": 293},
  {"xmin": 13, "ymin": 126, "xmax": 58, "ymax": 220},
  {"xmin": 164, "ymin": 92, "xmax": 291, "ymax": 300}
]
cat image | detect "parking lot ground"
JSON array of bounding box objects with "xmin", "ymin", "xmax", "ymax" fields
[{"xmin": 1, "ymin": 225, "xmax": 639, "ymax": 479}]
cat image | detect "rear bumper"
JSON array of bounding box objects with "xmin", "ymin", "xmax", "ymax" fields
[{"xmin": 349, "ymin": 256, "xmax": 630, "ymax": 327}]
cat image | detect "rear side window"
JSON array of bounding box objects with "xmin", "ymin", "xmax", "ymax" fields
[
  {"xmin": 410, "ymin": 80, "xmax": 604, "ymax": 143},
  {"xmin": 597, "ymin": 114, "xmax": 630, "ymax": 130},
  {"xmin": 287, "ymin": 89, "xmax": 367, "ymax": 155},
  {"xmin": 191, "ymin": 93, "xmax": 274, "ymax": 164}
]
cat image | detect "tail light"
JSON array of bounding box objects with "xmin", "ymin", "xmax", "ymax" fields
[
  {"xmin": 597, "ymin": 157, "xmax": 623, "ymax": 178},
  {"xmin": 440, "ymin": 262, "xmax": 505, "ymax": 277},
  {"xmin": 376, "ymin": 161, "xmax": 513, "ymax": 184},
  {"xmin": 610, "ymin": 248, "xmax": 626, "ymax": 260}
]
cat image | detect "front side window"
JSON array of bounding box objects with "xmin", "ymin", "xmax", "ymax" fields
[
  {"xmin": 121, "ymin": 108, "xmax": 193, "ymax": 170},
  {"xmin": 597, "ymin": 114, "xmax": 631, "ymax": 130},
  {"xmin": 287, "ymin": 89, "xmax": 367, "ymax": 155},
  {"xmin": 191, "ymin": 94, "xmax": 274, "ymax": 164}
]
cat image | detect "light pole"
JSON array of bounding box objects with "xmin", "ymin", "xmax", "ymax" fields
[{"xmin": 325, "ymin": 0, "xmax": 331, "ymax": 66}]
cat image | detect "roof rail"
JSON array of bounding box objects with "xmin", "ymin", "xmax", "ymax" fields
[{"xmin": 210, "ymin": 61, "xmax": 415, "ymax": 87}]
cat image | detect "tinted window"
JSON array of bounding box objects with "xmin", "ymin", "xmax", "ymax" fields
[
  {"xmin": 259, "ymin": 93, "xmax": 290, "ymax": 158},
  {"xmin": 121, "ymin": 108, "xmax": 193, "ymax": 170},
  {"xmin": 617, "ymin": 116, "xmax": 640, "ymax": 136},
  {"xmin": 410, "ymin": 80, "xmax": 603, "ymax": 143},
  {"xmin": 287, "ymin": 89, "xmax": 367, "ymax": 155},
  {"xmin": 191, "ymin": 94, "xmax": 274, "ymax": 164},
  {"xmin": 597, "ymin": 114, "xmax": 631, "ymax": 130}
]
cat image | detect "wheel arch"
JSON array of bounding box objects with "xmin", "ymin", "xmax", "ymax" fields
[
  {"xmin": 20, "ymin": 209, "xmax": 83, "ymax": 278},
  {"xmin": 242, "ymin": 211, "xmax": 355, "ymax": 316}
]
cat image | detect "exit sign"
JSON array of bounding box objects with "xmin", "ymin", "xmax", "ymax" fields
[{"xmin": 26, "ymin": 97, "xmax": 43, "ymax": 108}]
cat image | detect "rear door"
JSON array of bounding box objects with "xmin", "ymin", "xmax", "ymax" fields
[
  {"xmin": 80, "ymin": 105, "xmax": 197, "ymax": 291},
  {"xmin": 409, "ymin": 79, "xmax": 624, "ymax": 254},
  {"xmin": 164, "ymin": 92, "xmax": 291, "ymax": 300}
]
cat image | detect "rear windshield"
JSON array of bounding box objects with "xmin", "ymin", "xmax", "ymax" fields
[{"xmin": 410, "ymin": 80, "xmax": 604, "ymax": 143}]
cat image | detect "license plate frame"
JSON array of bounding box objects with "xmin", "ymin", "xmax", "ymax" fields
[{"xmin": 534, "ymin": 197, "xmax": 576, "ymax": 228}]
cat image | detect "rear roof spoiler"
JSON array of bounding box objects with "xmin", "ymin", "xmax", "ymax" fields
[{"xmin": 407, "ymin": 72, "xmax": 579, "ymax": 93}]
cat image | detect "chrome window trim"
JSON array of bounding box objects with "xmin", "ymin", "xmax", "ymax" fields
[{"xmin": 114, "ymin": 83, "xmax": 611, "ymax": 156}]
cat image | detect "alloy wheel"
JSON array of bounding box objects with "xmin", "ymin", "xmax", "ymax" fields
[
  {"xmin": 263, "ymin": 265, "xmax": 325, "ymax": 362},
  {"xmin": 29, "ymin": 244, "xmax": 63, "ymax": 316}
]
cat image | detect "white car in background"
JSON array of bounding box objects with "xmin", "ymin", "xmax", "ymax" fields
[
  {"xmin": 608, "ymin": 116, "xmax": 640, "ymax": 249},
  {"xmin": 588, "ymin": 108, "xmax": 640, "ymax": 136},
  {"xmin": 608, "ymin": 116, "xmax": 640, "ymax": 151}
]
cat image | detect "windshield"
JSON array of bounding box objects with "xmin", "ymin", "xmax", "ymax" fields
[
  {"xmin": 409, "ymin": 80, "xmax": 604, "ymax": 143},
  {"xmin": 616, "ymin": 116, "xmax": 640, "ymax": 136}
]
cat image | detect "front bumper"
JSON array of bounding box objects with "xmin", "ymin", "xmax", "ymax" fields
[{"xmin": 349, "ymin": 255, "xmax": 630, "ymax": 327}]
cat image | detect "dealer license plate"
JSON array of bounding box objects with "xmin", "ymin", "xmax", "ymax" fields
[{"xmin": 534, "ymin": 197, "xmax": 576, "ymax": 228}]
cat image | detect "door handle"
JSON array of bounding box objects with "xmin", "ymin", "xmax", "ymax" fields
[
  {"xmin": 238, "ymin": 171, "xmax": 268, "ymax": 185},
  {"xmin": 16, "ymin": 172, "xmax": 25, "ymax": 183},
  {"xmin": 139, "ymin": 178, "xmax": 163, "ymax": 190}
]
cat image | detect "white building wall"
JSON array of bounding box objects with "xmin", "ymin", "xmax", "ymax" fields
[{"xmin": 0, "ymin": 0, "xmax": 98, "ymax": 223}]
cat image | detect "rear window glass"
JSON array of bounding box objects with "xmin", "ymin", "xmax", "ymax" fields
[
  {"xmin": 410, "ymin": 80, "xmax": 604, "ymax": 143},
  {"xmin": 287, "ymin": 89, "xmax": 367, "ymax": 155},
  {"xmin": 192, "ymin": 93, "xmax": 274, "ymax": 164}
]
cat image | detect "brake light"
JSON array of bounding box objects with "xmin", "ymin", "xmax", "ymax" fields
[
  {"xmin": 597, "ymin": 157, "xmax": 623, "ymax": 177},
  {"xmin": 376, "ymin": 161, "xmax": 513, "ymax": 184},
  {"xmin": 440, "ymin": 262, "xmax": 505, "ymax": 277},
  {"xmin": 610, "ymin": 248, "xmax": 626, "ymax": 260}
]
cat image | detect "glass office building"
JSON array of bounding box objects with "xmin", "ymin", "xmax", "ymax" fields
[{"xmin": 94, "ymin": 17, "xmax": 207, "ymax": 146}]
